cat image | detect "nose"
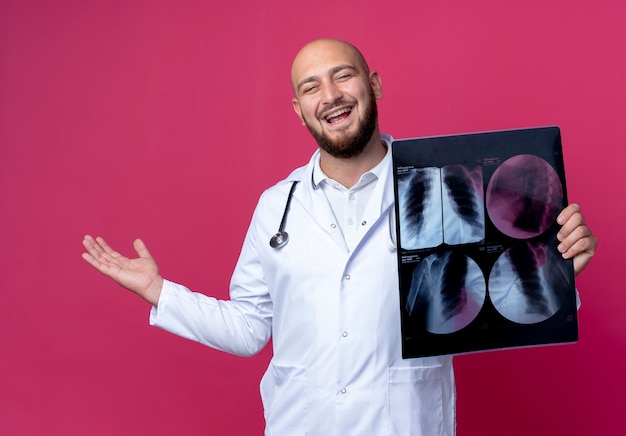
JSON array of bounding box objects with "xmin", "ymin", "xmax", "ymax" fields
[{"xmin": 320, "ymin": 81, "xmax": 343, "ymax": 105}]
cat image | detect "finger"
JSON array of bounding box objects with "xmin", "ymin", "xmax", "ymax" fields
[
  {"xmin": 556, "ymin": 203, "xmax": 580, "ymax": 225},
  {"xmin": 557, "ymin": 223, "xmax": 589, "ymax": 254},
  {"xmin": 559, "ymin": 228, "xmax": 596, "ymax": 259},
  {"xmin": 83, "ymin": 235, "xmax": 105, "ymax": 259},
  {"xmin": 556, "ymin": 212, "xmax": 585, "ymax": 242},
  {"xmin": 83, "ymin": 236, "xmax": 113, "ymax": 262},
  {"xmin": 95, "ymin": 236, "xmax": 117, "ymax": 256},
  {"xmin": 83, "ymin": 234, "xmax": 97, "ymax": 250},
  {"xmin": 83, "ymin": 235, "xmax": 124, "ymax": 270},
  {"xmin": 82, "ymin": 235, "xmax": 94, "ymax": 252},
  {"xmin": 82, "ymin": 250, "xmax": 112, "ymax": 275},
  {"xmin": 82, "ymin": 250, "xmax": 100, "ymax": 268},
  {"xmin": 133, "ymin": 238, "xmax": 152, "ymax": 259}
]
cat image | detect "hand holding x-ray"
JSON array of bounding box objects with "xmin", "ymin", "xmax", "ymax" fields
[{"xmin": 556, "ymin": 203, "xmax": 597, "ymax": 276}]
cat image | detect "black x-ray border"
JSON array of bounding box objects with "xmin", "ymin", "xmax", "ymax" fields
[{"xmin": 392, "ymin": 126, "xmax": 577, "ymax": 358}]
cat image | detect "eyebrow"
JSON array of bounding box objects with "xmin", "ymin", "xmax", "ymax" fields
[{"xmin": 296, "ymin": 64, "xmax": 359, "ymax": 93}]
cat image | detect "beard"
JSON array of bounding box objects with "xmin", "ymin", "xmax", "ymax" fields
[{"xmin": 305, "ymin": 89, "xmax": 378, "ymax": 159}]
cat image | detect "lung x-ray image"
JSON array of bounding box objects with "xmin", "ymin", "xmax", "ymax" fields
[
  {"xmin": 392, "ymin": 127, "xmax": 577, "ymax": 358},
  {"xmin": 397, "ymin": 165, "xmax": 485, "ymax": 250},
  {"xmin": 405, "ymin": 251, "xmax": 486, "ymax": 334}
]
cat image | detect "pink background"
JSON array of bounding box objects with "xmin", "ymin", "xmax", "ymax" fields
[{"xmin": 1, "ymin": 1, "xmax": 623, "ymax": 434}]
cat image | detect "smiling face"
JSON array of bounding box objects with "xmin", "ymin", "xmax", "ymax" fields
[{"xmin": 291, "ymin": 39, "xmax": 383, "ymax": 159}]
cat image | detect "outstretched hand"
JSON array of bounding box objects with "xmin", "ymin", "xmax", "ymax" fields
[
  {"xmin": 556, "ymin": 204, "xmax": 598, "ymax": 276},
  {"xmin": 82, "ymin": 235, "xmax": 163, "ymax": 306}
]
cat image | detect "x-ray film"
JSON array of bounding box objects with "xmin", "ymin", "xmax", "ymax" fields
[{"xmin": 392, "ymin": 126, "xmax": 577, "ymax": 358}]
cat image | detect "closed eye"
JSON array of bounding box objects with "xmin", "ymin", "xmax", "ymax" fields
[{"xmin": 303, "ymin": 85, "xmax": 318, "ymax": 94}]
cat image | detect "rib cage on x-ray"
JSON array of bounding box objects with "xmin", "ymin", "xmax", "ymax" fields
[
  {"xmin": 397, "ymin": 168, "xmax": 442, "ymax": 250},
  {"xmin": 397, "ymin": 165, "xmax": 485, "ymax": 250},
  {"xmin": 441, "ymin": 164, "xmax": 485, "ymax": 245},
  {"xmin": 393, "ymin": 127, "xmax": 576, "ymax": 357},
  {"xmin": 488, "ymin": 241, "xmax": 571, "ymax": 324},
  {"xmin": 405, "ymin": 251, "xmax": 486, "ymax": 334}
]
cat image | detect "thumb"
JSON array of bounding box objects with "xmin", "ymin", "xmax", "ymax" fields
[{"xmin": 133, "ymin": 238, "xmax": 152, "ymax": 259}]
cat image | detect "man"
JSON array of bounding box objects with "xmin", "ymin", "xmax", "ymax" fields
[{"xmin": 82, "ymin": 38, "xmax": 597, "ymax": 435}]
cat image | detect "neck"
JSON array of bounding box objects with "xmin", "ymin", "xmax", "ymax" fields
[{"xmin": 319, "ymin": 131, "xmax": 386, "ymax": 188}]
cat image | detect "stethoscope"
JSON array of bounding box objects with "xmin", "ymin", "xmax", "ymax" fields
[
  {"xmin": 269, "ymin": 181, "xmax": 299, "ymax": 249},
  {"xmin": 269, "ymin": 179, "xmax": 398, "ymax": 252}
]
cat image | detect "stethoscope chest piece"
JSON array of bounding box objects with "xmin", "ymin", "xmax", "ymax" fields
[
  {"xmin": 269, "ymin": 180, "xmax": 299, "ymax": 249},
  {"xmin": 269, "ymin": 231, "xmax": 289, "ymax": 249}
]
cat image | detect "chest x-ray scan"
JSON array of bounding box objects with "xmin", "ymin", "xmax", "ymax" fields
[
  {"xmin": 397, "ymin": 164, "xmax": 485, "ymax": 250},
  {"xmin": 405, "ymin": 251, "xmax": 486, "ymax": 334},
  {"xmin": 392, "ymin": 126, "xmax": 577, "ymax": 358}
]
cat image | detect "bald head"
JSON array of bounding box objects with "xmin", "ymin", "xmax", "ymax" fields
[
  {"xmin": 291, "ymin": 39, "xmax": 370, "ymax": 94},
  {"xmin": 288, "ymin": 38, "xmax": 384, "ymax": 171}
]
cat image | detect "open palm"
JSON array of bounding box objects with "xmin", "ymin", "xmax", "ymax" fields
[{"xmin": 82, "ymin": 235, "xmax": 163, "ymax": 305}]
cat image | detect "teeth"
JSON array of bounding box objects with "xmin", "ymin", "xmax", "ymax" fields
[{"xmin": 325, "ymin": 108, "xmax": 350, "ymax": 122}]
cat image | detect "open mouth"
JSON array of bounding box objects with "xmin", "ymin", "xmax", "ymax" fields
[{"xmin": 324, "ymin": 107, "xmax": 352, "ymax": 124}]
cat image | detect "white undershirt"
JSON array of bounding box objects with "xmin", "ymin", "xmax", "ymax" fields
[{"xmin": 313, "ymin": 144, "xmax": 390, "ymax": 251}]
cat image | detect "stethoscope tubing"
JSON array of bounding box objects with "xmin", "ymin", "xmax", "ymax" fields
[
  {"xmin": 269, "ymin": 180, "xmax": 397, "ymax": 252},
  {"xmin": 269, "ymin": 181, "xmax": 299, "ymax": 249}
]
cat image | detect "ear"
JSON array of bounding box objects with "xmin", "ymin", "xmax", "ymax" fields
[
  {"xmin": 292, "ymin": 97, "xmax": 306, "ymax": 126},
  {"xmin": 369, "ymin": 71, "xmax": 383, "ymax": 99}
]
